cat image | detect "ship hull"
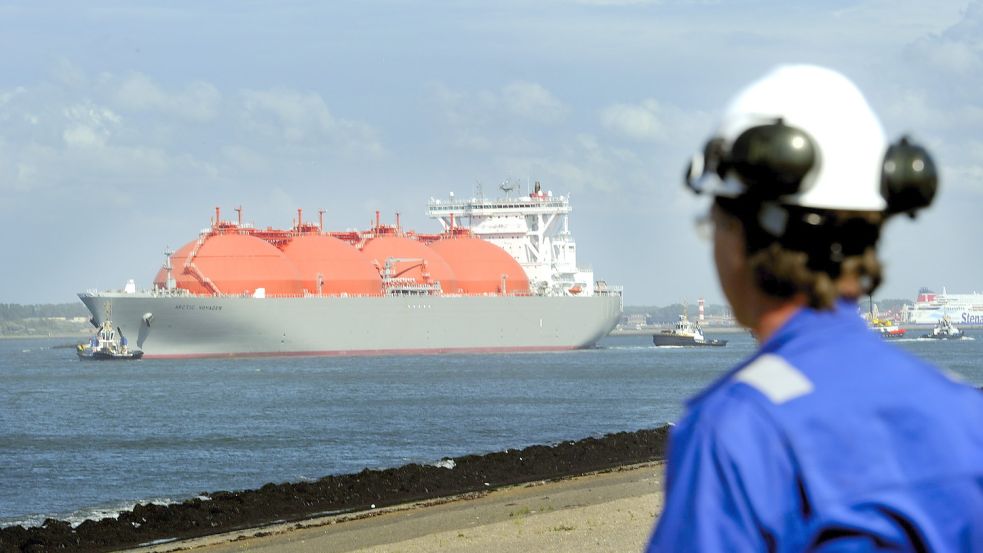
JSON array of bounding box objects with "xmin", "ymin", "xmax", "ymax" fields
[
  {"xmin": 78, "ymin": 292, "xmax": 622, "ymax": 359},
  {"xmin": 922, "ymin": 332, "xmax": 964, "ymax": 340},
  {"xmin": 653, "ymin": 334, "xmax": 727, "ymax": 347}
]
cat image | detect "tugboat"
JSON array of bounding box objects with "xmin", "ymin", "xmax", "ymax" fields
[
  {"xmin": 77, "ymin": 321, "xmax": 144, "ymax": 360},
  {"xmin": 922, "ymin": 316, "xmax": 964, "ymax": 340},
  {"xmin": 653, "ymin": 313, "xmax": 727, "ymax": 347}
]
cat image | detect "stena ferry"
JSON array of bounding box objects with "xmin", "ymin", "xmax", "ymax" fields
[{"xmin": 903, "ymin": 288, "xmax": 983, "ymax": 325}]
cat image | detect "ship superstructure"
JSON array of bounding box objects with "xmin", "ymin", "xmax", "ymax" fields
[
  {"xmin": 902, "ymin": 288, "xmax": 983, "ymax": 325},
  {"xmin": 427, "ymin": 181, "xmax": 597, "ymax": 298},
  {"xmin": 78, "ymin": 186, "xmax": 623, "ymax": 358}
]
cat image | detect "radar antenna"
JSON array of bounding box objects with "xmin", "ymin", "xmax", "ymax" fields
[{"xmin": 500, "ymin": 178, "xmax": 516, "ymax": 197}]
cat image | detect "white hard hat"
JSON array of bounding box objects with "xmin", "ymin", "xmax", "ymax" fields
[{"xmin": 687, "ymin": 64, "xmax": 889, "ymax": 211}]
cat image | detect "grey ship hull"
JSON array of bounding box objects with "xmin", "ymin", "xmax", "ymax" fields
[{"xmin": 78, "ymin": 292, "xmax": 622, "ymax": 359}]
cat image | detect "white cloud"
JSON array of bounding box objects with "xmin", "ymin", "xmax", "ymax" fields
[
  {"xmin": 16, "ymin": 161, "xmax": 37, "ymax": 184},
  {"xmin": 242, "ymin": 89, "xmax": 335, "ymax": 136},
  {"xmin": 240, "ymin": 88, "xmax": 384, "ymax": 157},
  {"xmin": 0, "ymin": 94, "xmax": 26, "ymax": 130},
  {"xmin": 115, "ymin": 73, "xmax": 221, "ymax": 121},
  {"xmin": 52, "ymin": 58, "xmax": 88, "ymax": 89},
  {"xmin": 62, "ymin": 125, "xmax": 105, "ymax": 148},
  {"xmin": 429, "ymin": 80, "xmax": 569, "ymax": 154},
  {"xmin": 242, "ymin": 88, "xmax": 335, "ymax": 141},
  {"xmin": 502, "ymin": 81, "xmax": 567, "ymax": 123},
  {"xmin": 220, "ymin": 145, "xmax": 271, "ymax": 173},
  {"xmin": 499, "ymin": 133, "xmax": 651, "ymax": 196},
  {"xmin": 876, "ymin": 4, "xmax": 983, "ymax": 196},
  {"xmin": 882, "ymin": 89, "xmax": 983, "ymax": 136},
  {"xmin": 0, "ymin": 91, "xmax": 218, "ymax": 198},
  {"xmin": 945, "ymin": 163, "xmax": 983, "ymax": 193},
  {"xmin": 916, "ymin": 38, "xmax": 981, "ymax": 74},
  {"xmin": 941, "ymin": 138, "xmax": 983, "ymax": 194},
  {"xmin": 0, "ymin": 86, "xmax": 26, "ymax": 108},
  {"xmin": 438, "ymin": 81, "xmax": 563, "ymax": 120},
  {"xmin": 601, "ymin": 99, "xmax": 667, "ymax": 141},
  {"xmin": 61, "ymin": 103, "xmax": 121, "ymax": 149},
  {"xmin": 600, "ymin": 98, "xmax": 712, "ymax": 143},
  {"xmin": 899, "ymin": 1, "xmax": 983, "ymax": 85}
]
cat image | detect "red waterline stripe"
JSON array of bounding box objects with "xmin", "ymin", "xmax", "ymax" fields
[{"xmin": 143, "ymin": 345, "xmax": 579, "ymax": 360}]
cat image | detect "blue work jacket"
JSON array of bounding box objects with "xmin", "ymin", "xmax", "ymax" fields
[{"xmin": 647, "ymin": 300, "xmax": 983, "ymax": 552}]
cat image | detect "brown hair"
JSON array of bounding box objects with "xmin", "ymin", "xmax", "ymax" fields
[
  {"xmin": 717, "ymin": 198, "xmax": 884, "ymax": 309},
  {"xmin": 746, "ymin": 241, "xmax": 882, "ymax": 309}
]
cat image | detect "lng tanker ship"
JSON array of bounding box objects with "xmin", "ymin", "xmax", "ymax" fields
[{"xmin": 79, "ymin": 183, "xmax": 623, "ymax": 358}]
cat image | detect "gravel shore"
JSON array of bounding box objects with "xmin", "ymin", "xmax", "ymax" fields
[{"xmin": 136, "ymin": 461, "xmax": 665, "ymax": 553}]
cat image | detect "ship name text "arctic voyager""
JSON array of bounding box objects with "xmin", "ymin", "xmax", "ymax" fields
[{"xmin": 175, "ymin": 304, "xmax": 223, "ymax": 311}]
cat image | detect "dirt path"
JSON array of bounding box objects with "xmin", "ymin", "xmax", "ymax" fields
[{"xmin": 134, "ymin": 462, "xmax": 665, "ymax": 553}]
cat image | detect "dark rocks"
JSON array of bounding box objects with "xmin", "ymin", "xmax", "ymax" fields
[{"xmin": 0, "ymin": 426, "xmax": 669, "ymax": 552}]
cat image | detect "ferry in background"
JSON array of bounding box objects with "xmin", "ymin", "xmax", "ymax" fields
[{"xmin": 903, "ymin": 288, "xmax": 983, "ymax": 325}]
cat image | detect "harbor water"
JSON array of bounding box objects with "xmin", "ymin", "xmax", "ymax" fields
[{"xmin": 2, "ymin": 330, "xmax": 981, "ymax": 527}]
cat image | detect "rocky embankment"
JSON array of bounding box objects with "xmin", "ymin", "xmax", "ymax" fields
[{"xmin": 0, "ymin": 426, "xmax": 670, "ymax": 552}]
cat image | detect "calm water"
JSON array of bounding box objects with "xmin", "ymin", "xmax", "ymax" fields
[{"xmin": 1, "ymin": 330, "xmax": 981, "ymax": 527}]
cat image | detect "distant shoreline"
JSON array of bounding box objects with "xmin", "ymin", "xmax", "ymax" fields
[
  {"xmin": 0, "ymin": 333, "xmax": 89, "ymax": 341},
  {"xmin": 612, "ymin": 323, "xmax": 983, "ymax": 337},
  {"xmin": 611, "ymin": 326, "xmax": 748, "ymax": 336}
]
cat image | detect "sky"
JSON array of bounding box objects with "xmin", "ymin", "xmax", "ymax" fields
[{"xmin": 1, "ymin": 0, "xmax": 981, "ymax": 306}]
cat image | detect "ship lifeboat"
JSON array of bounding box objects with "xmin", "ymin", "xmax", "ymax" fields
[{"xmin": 568, "ymin": 284, "xmax": 583, "ymax": 295}]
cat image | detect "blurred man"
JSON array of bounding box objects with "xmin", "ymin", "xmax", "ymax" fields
[{"xmin": 646, "ymin": 65, "xmax": 983, "ymax": 551}]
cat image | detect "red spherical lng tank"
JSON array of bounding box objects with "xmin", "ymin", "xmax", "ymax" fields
[
  {"xmin": 153, "ymin": 234, "xmax": 304, "ymax": 296},
  {"xmin": 429, "ymin": 236, "xmax": 530, "ymax": 295},
  {"xmin": 281, "ymin": 235, "xmax": 383, "ymax": 296},
  {"xmin": 360, "ymin": 236, "xmax": 458, "ymax": 293},
  {"xmin": 154, "ymin": 239, "xmax": 207, "ymax": 292}
]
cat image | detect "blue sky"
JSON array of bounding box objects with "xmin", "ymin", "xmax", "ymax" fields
[{"xmin": 1, "ymin": 1, "xmax": 980, "ymax": 306}]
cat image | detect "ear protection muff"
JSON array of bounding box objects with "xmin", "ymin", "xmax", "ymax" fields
[
  {"xmin": 881, "ymin": 136, "xmax": 938, "ymax": 217},
  {"xmin": 686, "ymin": 119, "xmax": 817, "ymax": 200},
  {"xmin": 728, "ymin": 120, "xmax": 817, "ymax": 199}
]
